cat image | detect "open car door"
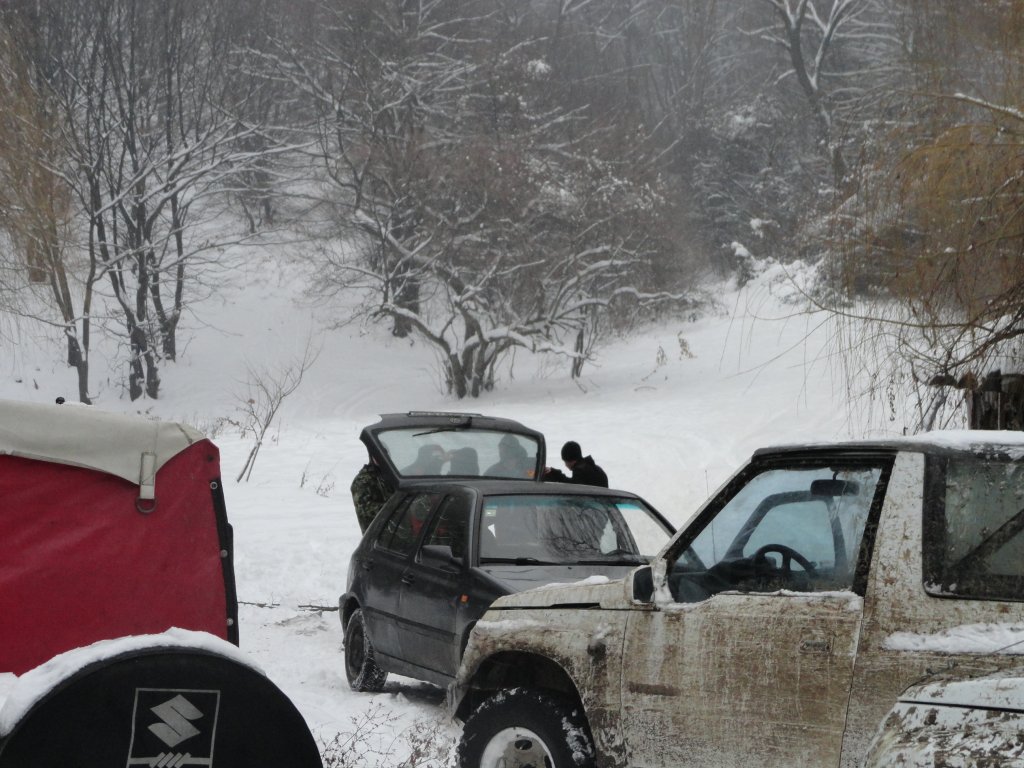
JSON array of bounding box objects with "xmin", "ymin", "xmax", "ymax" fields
[{"xmin": 360, "ymin": 411, "xmax": 546, "ymax": 488}]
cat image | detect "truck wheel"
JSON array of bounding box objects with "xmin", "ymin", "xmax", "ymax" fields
[
  {"xmin": 343, "ymin": 608, "xmax": 387, "ymax": 692},
  {"xmin": 457, "ymin": 687, "xmax": 595, "ymax": 768}
]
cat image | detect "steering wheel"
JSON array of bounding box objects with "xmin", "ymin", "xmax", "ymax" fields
[{"xmin": 751, "ymin": 543, "xmax": 816, "ymax": 575}]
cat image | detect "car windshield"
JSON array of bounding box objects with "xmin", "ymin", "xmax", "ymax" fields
[
  {"xmin": 378, "ymin": 428, "xmax": 541, "ymax": 481},
  {"xmin": 478, "ymin": 494, "xmax": 672, "ymax": 565}
]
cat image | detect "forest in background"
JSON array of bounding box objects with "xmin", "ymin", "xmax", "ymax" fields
[{"xmin": 0, "ymin": 0, "xmax": 1021, "ymax": 429}]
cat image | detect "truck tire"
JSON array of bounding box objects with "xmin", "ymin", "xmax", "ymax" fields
[
  {"xmin": 457, "ymin": 687, "xmax": 595, "ymax": 768},
  {"xmin": 343, "ymin": 608, "xmax": 387, "ymax": 692}
]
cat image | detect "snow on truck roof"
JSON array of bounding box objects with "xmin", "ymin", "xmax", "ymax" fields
[
  {"xmin": 755, "ymin": 429, "xmax": 1024, "ymax": 459},
  {"xmin": 0, "ymin": 399, "xmax": 206, "ymax": 492}
]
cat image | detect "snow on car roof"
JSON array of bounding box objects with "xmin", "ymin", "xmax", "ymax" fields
[
  {"xmin": 0, "ymin": 398, "xmax": 205, "ymax": 487},
  {"xmin": 895, "ymin": 662, "xmax": 1024, "ymax": 711},
  {"xmin": 884, "ymin": 621, "xmax": 1024, "ymax": 657}
]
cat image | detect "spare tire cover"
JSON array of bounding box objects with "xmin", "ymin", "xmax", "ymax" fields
[{"xmin": 0, "ymin": 647, "xmax": 322, "ymax": 768}]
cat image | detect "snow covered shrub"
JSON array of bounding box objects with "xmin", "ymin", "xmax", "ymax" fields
[{"xmin": 320, "ymin": 703, "xmax": 454, "ymax": 768}]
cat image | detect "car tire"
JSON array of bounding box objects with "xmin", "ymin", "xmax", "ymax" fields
[
  {"xmin": 343, "ymin": 608, "xmax": 387, "ymax": 692},
  {"xmin": 457, "ymin": 687, "xmax": 595, "ymax": 768}
]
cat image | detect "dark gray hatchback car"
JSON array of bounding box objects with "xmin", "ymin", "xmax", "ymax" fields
[{"xmin": 339, "ymin": 413, "xmax": 674, "ymax": 691}]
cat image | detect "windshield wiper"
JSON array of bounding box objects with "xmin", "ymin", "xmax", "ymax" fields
[
  {"xmin": 573, "ymin": 558, "xmax": 646, "ymax": 566},
  {"xmin": 481, "ymin": 556, "xmax": 557, "ymax": 565},
  {"xmin": 412, "ymin": 427, "xmax": 459, "ymax": 437}
]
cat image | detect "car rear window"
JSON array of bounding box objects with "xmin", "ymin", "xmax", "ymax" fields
[
  {"xmin": 377, "ymin": 429, "xmax": 541, "ymax": 481},
  {"xmin": 924, "ymin": 455, "xmax": 1024, "ymax": 602}
]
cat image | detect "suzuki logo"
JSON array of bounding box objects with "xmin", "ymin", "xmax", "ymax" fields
[
  {"xmin": 126, "ymin": 689, "xmax": 220, "ymax": 768},
  {"xmin": 150, "ymin": 695, "xmax": 203, "ymax": 746}
]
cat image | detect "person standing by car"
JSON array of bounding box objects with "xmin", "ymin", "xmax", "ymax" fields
[
  {"xmin": 543, "ymin": 440, "xmax": 608, "ymax": 487},
  {"xmin": 351, "ymin": 453, "xmax": 394, "ymax": 533}
]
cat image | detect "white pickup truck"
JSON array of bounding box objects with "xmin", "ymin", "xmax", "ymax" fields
[{"xmin": 449, "ymin": 431, "xmax": 1024, "ymax": 768}]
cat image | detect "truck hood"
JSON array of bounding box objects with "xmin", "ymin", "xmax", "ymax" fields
[{"xmin": 487, "ymin": 572, "xmax": 629, "ymax": 609}]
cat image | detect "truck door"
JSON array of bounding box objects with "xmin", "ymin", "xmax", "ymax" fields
[
  {"xmin": 621, "ymin": 455, "xmax": 892, "ymax": 768},
  {"xmin": 842, "ymin": 450, "xmax": 1024, "ymax": 764}
]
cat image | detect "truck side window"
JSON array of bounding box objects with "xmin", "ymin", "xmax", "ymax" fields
[
  {"xmin": 669, "ymin": 463, "xmax": 885, "ymax": 602},
  {"xmin": 924, "ymin": 456, "xmax": 1024, "ymax": 602}
]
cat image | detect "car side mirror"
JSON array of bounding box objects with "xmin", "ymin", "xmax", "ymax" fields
[
  {"xmin": 630, "ymin": 564, "xmax": 655, "ymax": 603},
  {"xmin": 420, "ymin": 543, "xmax": 459, "ymax": 567}
]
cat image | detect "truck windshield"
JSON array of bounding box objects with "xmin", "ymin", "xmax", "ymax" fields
[{"xmin": 669, "ymin": 462, "xmax": 887, "ymax": 602}]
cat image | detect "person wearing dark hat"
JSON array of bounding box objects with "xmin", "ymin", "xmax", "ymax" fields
[{"xmin": 543, "ymin": 440, "xmax": 608, "ymax": 487}]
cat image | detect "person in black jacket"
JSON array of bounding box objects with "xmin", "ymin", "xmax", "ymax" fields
[{"xmin": 543, "ymin": 440, "xmax": 608, "ymax": 487}]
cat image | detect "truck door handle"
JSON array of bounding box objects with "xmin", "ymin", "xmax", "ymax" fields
[
  {"xmin": 401, "ymin": 574, "xmax": 415, "ymax": 585},
  {"xmin": 799, "ymin": 639, "xmax": 831, "ymax": 655}
]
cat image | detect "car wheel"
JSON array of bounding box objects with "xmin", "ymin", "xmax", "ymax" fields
[
  {"xmin": 457, "ymin": 687, "xmax": 595, "ymax": 768},
  {"xmin": 343, "ymin": 608, "xmax": 387, "ymax": 692}
]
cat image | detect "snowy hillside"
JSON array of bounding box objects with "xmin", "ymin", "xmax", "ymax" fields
[{"xmin": 0, "ymin": 255, "xmax": 913, "ymax": 765}]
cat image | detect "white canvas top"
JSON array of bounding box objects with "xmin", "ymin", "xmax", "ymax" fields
[{"xmin": 0, "ymin": 399, "xmax": 205, "ymax": 491}]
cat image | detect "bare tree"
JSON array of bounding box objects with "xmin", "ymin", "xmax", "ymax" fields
[
  {"xmin": 258, "ymin": 0, "xmax": 496, "ymax": 339},
  {"xmin": 18, "ymin": 0, "xmax": 281, "ymax": 400},
  {"xmin": 282, "ymin": 0, "xmax": 702, "ymax": 397},
  {"xmin": 747, "ymin": 0, "xmax": 900, "ymax": 189},
  {"xmin": 234, "ymin": 338, "xmax": 319, "ymax": 482},
  {"xmin": 819, "ymin": 0, "xmax": 1024, "ymax": 431},
  {"xmin": 0, "ymin": 17, "xmax": 97, "ymax": 402}
]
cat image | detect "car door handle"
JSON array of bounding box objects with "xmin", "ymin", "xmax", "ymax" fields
[
  {"xmin": 360, "ymin": 560, "xmax": 374, "ymax": 571},
  {"xmin": 401, "ymin": 573, "xmax": 415, "ymax": 585}
]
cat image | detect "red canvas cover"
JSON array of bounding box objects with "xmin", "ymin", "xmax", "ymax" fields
[{"xmin": 0, "ymin": 440, "xmax": 230, "ymax": 674}]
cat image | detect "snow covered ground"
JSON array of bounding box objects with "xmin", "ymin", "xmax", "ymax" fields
[{"xmin": 0, "ymin": 256, "xmax": 916, "ymax": 765}]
